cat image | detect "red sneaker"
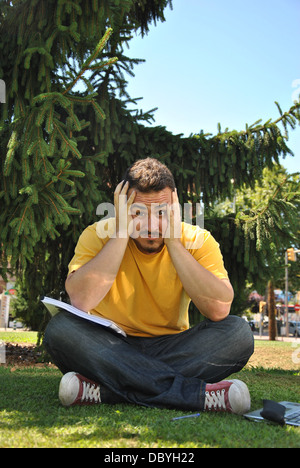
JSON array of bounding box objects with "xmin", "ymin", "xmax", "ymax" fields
[
  {"xmin": 59, "ymin": 372, "xmax": 101, "ymax": 407},
  {"xmin": 204, "ymin": 379, "xmax": 251, "ymax": 415}
]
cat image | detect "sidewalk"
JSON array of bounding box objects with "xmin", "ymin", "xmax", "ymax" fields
[
  {"xmin": 253, "ymin": 332, "xmax": 299, "ymax": 343},
  {"xmin": 1, "ymin": 328, "xmax": 299, "ymax": 342}
]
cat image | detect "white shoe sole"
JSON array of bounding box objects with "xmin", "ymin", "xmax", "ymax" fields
[
  {"xmin": 227, "ymin": 379, "xmax": 251, "ymax": 415},
  {"xmin": 59, "ymin": 372, "xmax": 80, "ymax": 407}
]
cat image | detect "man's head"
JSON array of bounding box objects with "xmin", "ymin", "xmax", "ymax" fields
[
  {"xmin": 122, "ymin": 158, "xmax": 176, "ymax": 193},
  {"xmin": 122, "ymin": 158, "xmax": 176, "ymax": 254}
]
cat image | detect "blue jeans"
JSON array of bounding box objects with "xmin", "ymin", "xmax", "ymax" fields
[{"xmin": 44, "ymin": 312, "xmax": 254, "ymax": 411}]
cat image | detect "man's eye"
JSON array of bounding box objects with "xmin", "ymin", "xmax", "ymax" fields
[
  {"xmin": 158, "ymin": 209, "xmax": 167, "ymax": 216},
  {"xmin": 134, "ymin": 210, "xmax": 146, "ymax": 217}
]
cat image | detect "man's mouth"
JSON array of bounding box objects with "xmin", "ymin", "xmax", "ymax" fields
[{"xmin": 140, "ymin": 231, "xmax": 161, "ymax": 239}]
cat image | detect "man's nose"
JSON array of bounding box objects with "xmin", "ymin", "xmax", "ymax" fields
[{"xmin": 148, "ymin": 213, "xmax": 160, "ymax": 234}]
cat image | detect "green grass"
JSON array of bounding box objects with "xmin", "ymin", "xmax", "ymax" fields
[
  {"xmin": 0, "ymin": 331, "xmax": 38, "ymax": 344},
  {"xmin": 0, "ymin": 333, "xmax": 300, "ymax": 448}
]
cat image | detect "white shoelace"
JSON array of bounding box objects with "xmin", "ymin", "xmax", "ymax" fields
[
  {"xmin": 204, "ymin": 389, "xmax": 226, "ymax": 411},
  {"xmin": 81, "ymin": 381, "xmax": 101, "ymax": 403}
]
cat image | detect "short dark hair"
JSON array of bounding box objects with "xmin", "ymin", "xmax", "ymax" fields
[{"xmin": 123, "ymin": 158, "xmax": 175, "ymax": 192}]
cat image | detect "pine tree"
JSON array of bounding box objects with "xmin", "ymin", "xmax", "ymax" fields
[
  {"xmin": 1, "ymin": 0, "xmax": 299, "ymax": 329},
  {"xmin": 207, "ymin": 167, "xmax": 300, "ymax": 288},
  {"xmin": 0, "ymin": 0, "xmax": 174, "ymax": 328}
]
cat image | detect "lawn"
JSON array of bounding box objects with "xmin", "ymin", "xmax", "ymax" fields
[{"xmin": 0, "ymin": 332, "xmax": 299, "ymax": 449}]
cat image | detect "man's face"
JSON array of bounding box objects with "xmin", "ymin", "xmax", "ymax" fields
[{"xmin": 127, "ymin": 187, "xmax": 173, "ymax": 254}]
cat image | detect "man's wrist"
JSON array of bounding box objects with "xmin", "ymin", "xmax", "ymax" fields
[
  {"xmin": 164, "ymin": 237, "xmax": 182, "ymax": 250},
  {"xmin": 114, "ymin": 229, "xmax": 130, "ymax": 240}
]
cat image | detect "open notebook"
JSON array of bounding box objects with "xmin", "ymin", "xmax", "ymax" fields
[
  {"xmin": 41, "ymin": 296, "xmax": 126, "ymax": 337},
  {"xmin": 244, "ymin": 401, "xmax": 300, "ymax": 427}
]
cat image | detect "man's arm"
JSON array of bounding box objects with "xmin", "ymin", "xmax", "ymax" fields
[
  {"xmin": 65, "ymin": 182, "xmax": 135, "ymax": 311},
  {"xmin": 164, "ymin": 191, "xmax": 234, "ymax": 322}
]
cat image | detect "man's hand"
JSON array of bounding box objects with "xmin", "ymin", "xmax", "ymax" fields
[
  {"xmin": 114, "ymin": 181, "xmax": 136, "ymax": 238},
  {"xmin": 164, "ymin": 189, "xmax": 182, "ymax": 247}
]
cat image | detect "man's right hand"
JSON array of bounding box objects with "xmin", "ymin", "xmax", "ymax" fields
[{"xmin": 114, "ymin": 181, "xmax": 136, "ymax": 238}]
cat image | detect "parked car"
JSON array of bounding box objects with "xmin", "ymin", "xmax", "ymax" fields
[
  {"xmin": 287, "ymin": 321, "xmax": 300, "ymax": 337},
  {"xmin": 249, "ymin": 321, "xmax": 259, "ymax": 332}
]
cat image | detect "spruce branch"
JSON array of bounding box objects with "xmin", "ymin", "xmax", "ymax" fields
[
  {"xmin": 236, "ymin": 172, "xmax": 300, "ymax": 251},
  {"xmin": 63, "ymin": 28, "xmax": 118, "ymax": 95}
]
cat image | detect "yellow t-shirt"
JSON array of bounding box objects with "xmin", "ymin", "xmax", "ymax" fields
[{"xmin": 68, "ymin": 219, "xmax": 229, "ymax": 337}]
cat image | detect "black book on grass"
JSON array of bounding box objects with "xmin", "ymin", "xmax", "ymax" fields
[{"xmin": 41, "ymin": 296, "xmax": 126, "ymax": 337}]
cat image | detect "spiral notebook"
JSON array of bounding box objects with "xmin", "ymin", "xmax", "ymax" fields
[{"xmin": 244, "ymin": 401, "xmax": 300, "ymax": 426}]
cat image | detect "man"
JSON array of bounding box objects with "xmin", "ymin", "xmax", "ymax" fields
[{"xmin": 44, "ymin": 158, "xmax": 254, "ymax": 414}]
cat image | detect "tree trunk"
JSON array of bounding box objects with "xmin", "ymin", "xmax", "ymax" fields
[{"xmin": 268, "ymin": 279, "xmax": 276, "ymax": 341}]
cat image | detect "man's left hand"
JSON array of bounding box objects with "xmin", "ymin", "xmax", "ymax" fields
[{"xmin": 164, "ymin": 189, "xmax": 182, "ymax": 247}]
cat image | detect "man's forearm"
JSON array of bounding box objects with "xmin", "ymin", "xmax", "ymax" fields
[
  {"xmin": 66, "ymin": 181, "xmax": 136, "ymax": 312},
  {"xmin": 166, "ymin": 240, "xmax": 234, "ymax": 321},
  {"xmin": 65, "ymin": 236, "xmax": 128, "ymax": 312}
]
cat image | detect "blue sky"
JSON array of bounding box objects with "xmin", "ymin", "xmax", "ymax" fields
[{"xmin": 126, "ymin": 0, "xmax": 300, "ymax": 174}]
